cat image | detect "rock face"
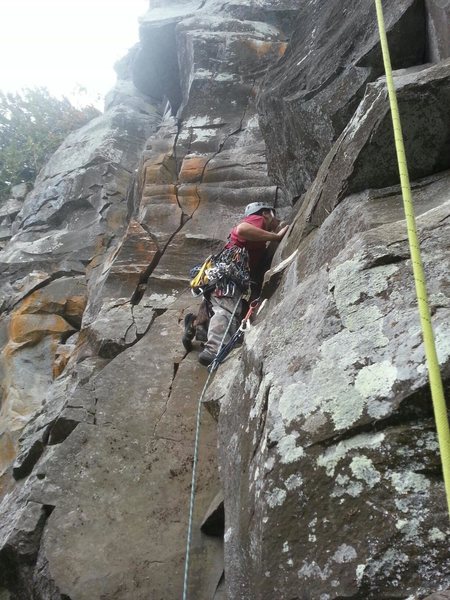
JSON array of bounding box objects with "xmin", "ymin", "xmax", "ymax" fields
[
  {"xmin": 214, "ymin": 171, "xmax": 450, "ymax": 599},
  {"xmin": 0, "ymin": 185, "xmax": 26, "ymax": 249},
  {"xmin": 257, "ymin": 0, "xmax": 427, "ymax": 199},
  {"xmin": 0, "ymin": 1, "xmax": 449, "ymax": 599},
  {"xmin": 426, "ymin": 0, "xmax": 450, "ymax": 62}
]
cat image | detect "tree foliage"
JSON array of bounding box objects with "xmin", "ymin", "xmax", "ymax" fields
[{"xmin": 0, "ymin": 87, "xmax": 100, "ymax": 201}]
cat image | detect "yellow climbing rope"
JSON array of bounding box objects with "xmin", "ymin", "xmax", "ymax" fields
[{"xmin": 374, "ymin": 0, "xmax": 450, "ymax": 518}]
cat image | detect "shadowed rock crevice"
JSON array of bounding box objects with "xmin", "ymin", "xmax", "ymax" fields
[
  {"xmin": 46, "ymin": 416, "xmax": 80, "ymax": 448},
  {"xmin": 128, "ymin": 249, "xmax": 162, "ymax": 305},
  {"xmin": 250, "ymin": 382, "xmax": 270, "ymax": 463},
  {"xmin": 0, "ymin": 502, "xmax": 55, "ymax": 600},
  {"xmin": 201, "ymin": 493, "xmax": 225, "ymax": 538},
  {"xmin": 12, "ymin": 441, "xmax": 46, "ymax": 481}
]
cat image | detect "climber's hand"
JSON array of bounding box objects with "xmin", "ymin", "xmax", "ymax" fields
[{"xmin": 276, "ymin": 225, "xmax": 289, "ymax": 241}]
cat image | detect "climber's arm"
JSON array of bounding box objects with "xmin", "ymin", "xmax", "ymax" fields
[{"xmin": 236, "ymin": 222, "xmax": 288, "ymax": 242}]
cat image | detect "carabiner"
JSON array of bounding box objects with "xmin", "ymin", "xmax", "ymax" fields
[{"xmin": 191, "ymin": 287, "xmax": 204, "ymax": 297}]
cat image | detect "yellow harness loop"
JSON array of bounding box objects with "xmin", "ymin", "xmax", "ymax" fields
[
  {"xmin": 190, "ymin": 255, "xmax": 213, "ymax": 288},
  {"xmin": 374, "ymin": 0, "xmax": 450, "ymax": 518}
]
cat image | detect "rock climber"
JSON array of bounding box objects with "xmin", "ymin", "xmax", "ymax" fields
[{"xmin": 183, "ymin": 202, "xmax": 288, "ymax": 366}]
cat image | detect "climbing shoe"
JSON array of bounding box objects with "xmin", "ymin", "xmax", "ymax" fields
[
  {"xmin": 182, "ymin": 313, "xmax": 196, "ymax": 352},
  {"xmin": 198, "ymin": 349, "xmax": 216, "ymax": 367}
]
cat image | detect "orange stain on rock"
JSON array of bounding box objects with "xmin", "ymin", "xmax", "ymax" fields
[
  {"xmin": 246, "ymin": 39, "xmax": 274, "ymax": 56},
  {"xmin": 9, "ymin": 314, "xmax": 75, "ymax": 347},
  {"xmin": 144, "ymin": 154, "xmax": 177, "ymax": 184},
  {"xmin": 53, "ymin": 344, "xmax": 73, "ymax": 379},
  {"xmin": 0, "ymin": 434, "xmax": 17, "ymax": 477},
  {"xmin": 65, "ymin": 296, "xmax": 87, "ymax": 322},
  {"xmin": 179, "ymin": 156, "xmax": 209, "ymax": 183},
  {"xmin": 15, "ymin": 292, "xmax": 42, "ymax": 315},
  {"xmin": 278, "ymin": 42, "xmax": 288, "ymax": 57},
  {"xmin": 142, "ymin": 184, "xmax": 177, "ymax": 200},
  {"xmin": 13, "ymin": 289, "xmax": 86, "ymax": 324},
  {"xmin": 244, "ymin": 39, "xmax": 287, "ymax": 59},
  {"xmin": 177, "ymin": 184, "xmax": 202, "ymax": 214}
]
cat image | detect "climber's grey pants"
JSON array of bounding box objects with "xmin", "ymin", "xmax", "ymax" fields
[{"xmin": 204, "ymin": 292, "xmax": 242, "ymax": 356}]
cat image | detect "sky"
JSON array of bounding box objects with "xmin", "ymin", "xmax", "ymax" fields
[{"xmin": 0, "ymin": 0, "xmax": 149, "ymax": 110}]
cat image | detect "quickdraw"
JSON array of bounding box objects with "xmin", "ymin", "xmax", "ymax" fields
[{"xmin": 239, "ymin": 298, "xmax": 267, "ymax": 332}]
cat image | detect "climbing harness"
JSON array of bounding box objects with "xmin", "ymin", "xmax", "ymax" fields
[
  {"xmin": 375, "ymin": 0, "xmax": 450, "ymax": 518},
  {"xmin": 182, "ymin": 293, "xmax": 243, "ymax": 600},
  {"xmin": 209, "ymin": 298, "xmax": 265, "ymax": 373},
  {"xmin": 189, "ymin": 246, "xmax": 251, "ymax": 298}
]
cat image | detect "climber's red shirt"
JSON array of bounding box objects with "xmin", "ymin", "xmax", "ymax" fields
[{"xmin": 226, "ymin": 214, "xmax": 267, "ymax": 274}]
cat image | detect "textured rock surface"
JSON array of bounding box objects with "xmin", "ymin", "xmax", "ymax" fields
[
  {"xmin": 285, "ymin": 59, "xmax": 450, "ymax": 254},
  {"xmin": 258, "ymin": 0, "xmax": 427, "ymax": 198},
  {"xmin": 0, "ymin": 1, "xmax": 292, "ymax": 598},
  {"xmin": 0, "ymin": 1, "xmax": 449, "ymax": 599},
  {"xmin": 426, "ymin": 0, "xmax": 450, "ymax": 62},
  {"xmin": 213, "ymin": 171, "xmax": 450, "ymax": 599},
  {"xmin": 0, "ymin": 77, "xmax": 161, "ymax": 498}
]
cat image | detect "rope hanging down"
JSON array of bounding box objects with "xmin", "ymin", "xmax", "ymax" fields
[
  {"xmin": 182, "ymin": 294, "xmax": 243, "ymax": 600},
  {"xmin": 374, "ymin": 0, "xmax": 450, "ymax": 518}
]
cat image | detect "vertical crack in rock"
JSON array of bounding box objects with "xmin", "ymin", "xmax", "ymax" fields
[
  {"xmin": 131, "ymin": 124, "xmax": 204, "ymax": 305},
  {"xmin": 92, "ymin": 394, "xmax": 99, "ymax": 426},
  {"xmin": 152, "ymin": 362, "xmax": 180, "ymax": 440},
  {"xmin": 173, "ymin": 117, "xmax": 183, "ymax": 178},
  {"xmin": 6, "ymin": 3, "xmax": 450, "ymax": 598},
  {"xmin": 129, "ymin": 248, "xmax": 162, "ymax": 305},
  {"xmin": 251, "ymin": 383, "xmax": 271, "ymax": 463},
  {"xmin": 123, "ymin": 312, "xmax": 138, "ymax": 344},
  {"xmin": 198, "ymin": 94, "xmax": 254, "ymax": 183}
]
